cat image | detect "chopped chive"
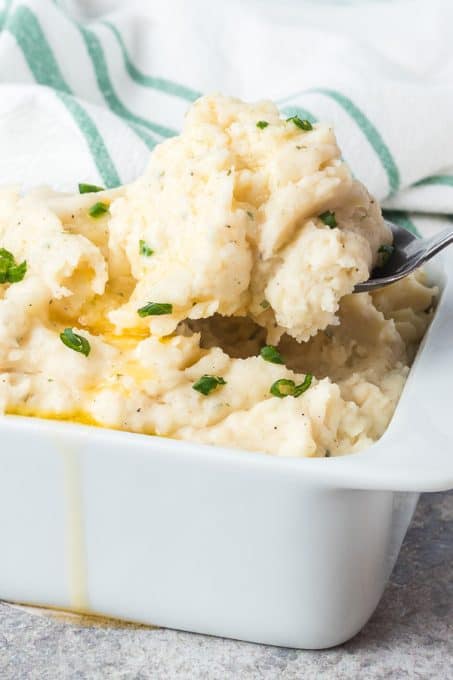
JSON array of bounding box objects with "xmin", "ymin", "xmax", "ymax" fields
[
  {"xmin": 137, "ymin": 302, "xmax": 173, "ymax": 317},
  {"xmin": 294, "ymin": 373, "xmax": 313, "ymax": 396},
  {"xmin": 256, "ymin": 120, "xmax": 269, "ymax": 129},
  {"xmin": 78, "ymin": 183, "xmax": 104, "ymax": 194},
  {"xmin": 270, "ymin": 379, "xmax": 297, "ymax": 398},
  {"xmin": 260, "ymin": 345, "xmax": 284, "ymax": 364},
  {"xmin": 286, "ymin": 116, "xmax": 313, "ymax": 131},
  {"xmin": 0, "ymin": 248, "xmax": 14, "ymax": 265},
  {"xmin": 192, "ymin": 375, "xmax": 226, "ymax": 396},
  {"xmin": 260, "ymin": 299, "xmax": 270, "ymax": 310},
  {"xmin": 60, "ymin": 328, "xmax": 90, "ymax": 357},
  {"xmin": 378, "ymin": 244, "xmax": 394, "ymax": 266},
  {"xmin": 270, "ymin": 374, "xmax": 313, "ymax": 398},
  {"xmin": 88, "ymin": 202, "xmax": 109, "ymax": 218},
  {"xmin": 0, "ymin": 248, "xmax": 27, "ymax": 284},
  {"xmin": 319, "ymin": 211, "xmax": 337, "ymax": 228},
  {"xmin": 6, "ymin": 260, "xmax": 27, "ymax": 283},
  {"xmin": 139, "ymin": 240, "xmax": 154, "ymax": 257}
]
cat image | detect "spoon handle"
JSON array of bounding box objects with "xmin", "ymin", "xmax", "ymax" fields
[{"xmin": 417, "ymin": 226, "xmax": 453, "ymax": 264}]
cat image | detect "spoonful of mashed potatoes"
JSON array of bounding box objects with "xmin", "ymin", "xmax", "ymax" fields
[{"xmin": 0, "ymin": 95, "xmax": 436, "ymax": 458}]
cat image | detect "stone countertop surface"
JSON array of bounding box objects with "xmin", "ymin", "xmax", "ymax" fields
[{"xmin": 0, "ymin": 491, "xmax": 452, "ymax": 680}]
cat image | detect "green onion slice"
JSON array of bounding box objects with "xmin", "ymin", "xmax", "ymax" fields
[
  {"xmin": 286, "ymin": 116, "xmax": 313, "ymax": 131},
  {"xmin": 260, "ymin": 345, "xmax": 284, "ymax": 364},
  {"xmin": 0, "ymin": 248, "xmax": 27, "ymax": 284},
  {"xmin": 256, "ymin": 120, "xmax": 269, "ymax": 129},
  {"xmin": 192, "ymin": 375, "xmax": 226, "ymax": 396},
  {"xmin": 78, "ymin": 183, "xmax": 104, "ymax": 194},
  {"xmin": 60, "ymin": 328, "xmax": 91, "ymax": 357},
  {"xmin": 6, "ymin": 260, "xmax": 27, "ymax": 283},
  {"xmin": 137, "ymin": 302, "xmax": 173, "ymax": 317},
  {"xmin": 319, "ymin": 211, "xmax": 337, "ymax": 228},
  {"xmin": 139, "ymin": 240, "xmax": 154, "ymax": 257},
  {"xmin": 88, "ymin": 202, "xmax": 109, "ymax": 218},
  {"xmin": 378, "ymin": 244, "xmax": 394, "ymax": 266},
  {"xmin": 270, "ymin": 373, "xmax": 313, "ymax": 398}
]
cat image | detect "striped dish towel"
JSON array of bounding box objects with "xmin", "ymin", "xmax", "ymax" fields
[{"xmin": 0, "ymin": 0, "xmax": 452, "ymax": 239}]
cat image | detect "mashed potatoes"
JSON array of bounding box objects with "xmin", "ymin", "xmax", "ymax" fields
[{"xmin": 0, "ymin": 96, "xmax": 436, "ymax": 457}]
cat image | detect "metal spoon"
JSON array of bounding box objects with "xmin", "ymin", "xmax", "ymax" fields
[{"xmin": 354, "ymin": 220, "xmax": 453, "ymax": 293}]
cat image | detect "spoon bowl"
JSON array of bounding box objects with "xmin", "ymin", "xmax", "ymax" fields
[{"xmin": 354, "ymin": 220, "xmax": 453, "ymax": 292}]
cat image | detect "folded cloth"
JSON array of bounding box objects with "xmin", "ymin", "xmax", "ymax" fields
[{"xmin": 0, "ymin": 0, "xmax": 452, "ymax": 238}]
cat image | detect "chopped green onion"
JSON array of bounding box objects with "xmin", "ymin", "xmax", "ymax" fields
[
  {"xmin": 294, "ymin": 373, "xmax": 313, "ymax": 396},
  {"xmin": 286, "ymin": 116, "xmax": 313, "ymax": 131},
  {"xmin": 137, "ymin": 302, "xmax": 173, "ymax": 317},
  {"xmin": 260, "ymin": 299, "xmax": 270, "ymax": 310},
  {"xmin": 256, "ymin": 120, "xmax": 269, "ymax": 129},
  {"xmin": 270, "ymin": 379, "xmax": 297, "ymax": 398},
  {"xmin": 60, "ymin": 328, "xmax": 90, "ymax": 357},
  {"xmin": 378, "ymin": 244, "xmax": 394, "ymax": 266},
  {"xmin": 0, "ymin": 248, "xmax": 27, "ymax": 284},
  {"xmin": 139, "ymin": 240, "xmax": 154, "ymax": 257},
  {"xmin": 270, "ymin": 373, "xmax": 313, "ymax": 398},
  {"xmin": 6, "ymin": 260, "xmax": 27, "ymax": 283},
  {"xmin": 192, "ymin": 375, "xmax": 226, "ymax": 396},
  {"xmin": 0, "ymin": 248, "xmax": 14, "ymax": 265},
  {"xmin": 319, "ymin": 211, "xmax": 337, "ymax": 228},
  {"xmin": 88, "ymin": 202, "xmax": 109, "ymax": 218},
  {"xmin": 78, "ymin": 183, "xmax": 104, "ymax": 194},
  {"xmin": 260, "ymin": 345, "xmax": 284, "ymax": 364}
]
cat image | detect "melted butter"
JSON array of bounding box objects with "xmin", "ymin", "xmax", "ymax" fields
[
  {"xmin": 158, "ymin": 334, "xmax": 175, "ymax": 344},
  {"xmin": 61, "ymin": 444, "xmax": 89, "ymax": 611},
  {"xmin": 7, "ymin": 405, "xmax": 102, "ymax": 428},
  {"xmin": 102, "ymin": 328, "xmax": 150, "ymax": 351}
]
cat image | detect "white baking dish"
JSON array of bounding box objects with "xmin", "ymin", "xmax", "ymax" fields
[{"xmin": 1, "ymin": 254, "xmax": 452, "ymax": 650}]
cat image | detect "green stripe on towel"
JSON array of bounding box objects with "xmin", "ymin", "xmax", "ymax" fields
[
  {"xmin": 79, "ymin": 26, "xmax": 177, "ymax": 141},
  {"xmin": 6, "ymin": 5, "xmax": 121, "ymax": 187},
  {"xmin": 311, "ymin": 89, "xmax": 400, "ymax": 196},
  {"xmin": 383, "ymin": 210, "xmax": 420, "ymax": 237},
  {"xmin": 414, "ymin": 175, "xmax": 453, "ymax": 188},
  {"xmin": 100, "ymin": 20, "xmax": 201, "ymax": 103},
  {"xmin": 279, "ymin": 88, "xmax": 400, "ymax": 196}
]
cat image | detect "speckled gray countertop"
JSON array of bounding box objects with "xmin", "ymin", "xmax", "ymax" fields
[{"xmin": 0, "ymin": 491, "xmax": 452, "ymax": 679}]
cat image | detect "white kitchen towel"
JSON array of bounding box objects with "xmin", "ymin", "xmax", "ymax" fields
[{"xmin": 0, "ymin": 0, "xmax": 452, "ymax": 238}]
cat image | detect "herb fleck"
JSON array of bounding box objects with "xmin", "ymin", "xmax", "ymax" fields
[
  {"xmin": 192, "ymin": 375, "xmax": 226, "ymax": 396},
  {"xmin": 256, "ymin": 120, "xmax": 269, "ymax": 129},
  {"xmin": 137, "ymin": 302, "xmax": 173, "ymax": 317},
  {"xmin": 88, "ymin": 202, "xmax": 109, "ymax": 218},
  {"xmin": 270, "ymin": 374, "xmax": 313, "ymax": 398},
  {"xmin": 139, "ymin": 240, "xmax": 154, "ymax": 257},
  {"xmin": 260, "ymin": 345, "xmax": 284, "ymax": 364},
  {"xmin": 0, "ymin": 248, "xmax": 27, "ymax": 284},
  {"xmin": 378, "ymin": 244, "xmax": 394, "ymax": 266},
  {"xmin": 319, "ymin": 211, "xmax": 337, "ymax": 228},
  {"xmin": 286, "ymin": 116, "xmax": 313, "ymax": 131},
  {"xmin": 60, "ymin": 328, "xmax": 90, "ymax": 357},
  {"xmin": 78, "ymin": 183, "xmax": 104, "ymax": 194}
]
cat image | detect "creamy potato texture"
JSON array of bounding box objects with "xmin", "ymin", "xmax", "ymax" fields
[{"xmin": 0, "ymin": 96, "xmax": 436, "ymax": 457}]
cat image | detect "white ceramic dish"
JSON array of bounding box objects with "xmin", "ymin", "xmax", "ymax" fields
[{"xmin": 1, "ymin": 255, "xmax": 453, "ymax": 650}]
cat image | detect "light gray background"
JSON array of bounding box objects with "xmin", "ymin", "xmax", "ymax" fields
[{"xmin": 0, "ymin": 490, "xmax": 452, "ymax": 680}]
